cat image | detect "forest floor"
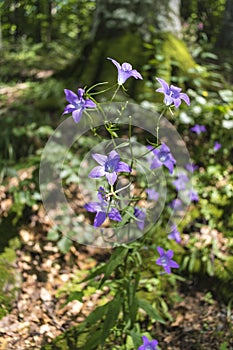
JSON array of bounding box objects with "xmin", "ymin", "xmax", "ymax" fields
[
  {"xmin": 0, "ymin": 79, "xmax": 233, "ymax": 349},
  {"xmin": 0, "ymin": 200, "xmax": 232, "ymax": 350}
]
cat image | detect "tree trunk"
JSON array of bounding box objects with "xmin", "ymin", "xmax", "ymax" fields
[
  {"xmin": 217, "ymin": 0, "xmax": 233, "ymax": 50},
  {"xmin": 62, "ymin": 0, "xmax": 195, "ymax": 99},
  {"xmin": 0, "ymin": 14, "xmax": 3, "ymax": 49}
]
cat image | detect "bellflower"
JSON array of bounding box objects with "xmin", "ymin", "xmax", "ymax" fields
[
  {"xmin": 84, "ymin": 187, "xmax": 122, "ymax": 227},
  {"xmin": 172, "ymin": 173, "xmax": 189, "ymax": 191},
  {"xmin": 134, "ymin": 207, "xmax": 146, "ymax": 230},
  {"xmin": 156, "ymin": 78, "xmax": 190, "ymax": 108},
  {"xmin": 214, "ymin": 141, "xmax": 222, "ymax": 151},
  {"xmin": 190, "ymin": 124, "xmax": 206, "ymax": 134},
  {"xmin": 156, "ymin": 246, "xmax": 179, "ymax": 274},
  {"xmin": 88, "ymin": 150, "xmax": 131, "ymax": 185},
  {"xmin": 169, "ymin": 198, "xmax": 183, "ymax": 210},
  {"xmin": 148, "ymin": 143, "xmax": 176, "ymax": 174},
  {"xmin": 138, "ymin": 335, "xmax": 159, "ymax": 350},
  {"xmin": 107, "ymin": 57, "xmax": 143, "ymax": 85},
  {"xmin": 63, "ymin": 88, "xmax": 96, "ymax": 123},
  {"xmin": 189, "ymin": 189, "xmax": 199, "ymax": 202},
  {"xmin": 185, "ymin": 163, "xmax": 198, "ymax": 173},
  {"xmin": 146, "ymin": 188, "xmax": 159, "ymax": 201},
  {"xmin": 168, "ymin": 224, "xmax": 181, "ymax": 243}
]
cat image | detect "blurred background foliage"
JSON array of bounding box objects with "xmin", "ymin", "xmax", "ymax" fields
[{"xmin": 0, "ymin": 0, "xmax": 233, "ymax": 345}]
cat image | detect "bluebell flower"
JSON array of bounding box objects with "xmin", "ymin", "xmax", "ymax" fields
[
  {"xmin": 190, "ymin": 124, "xmax": 206, "ymax": 134},
  {"xmin": 214, "ymin": 141, "xmax": 222, "ymax": 151},
  {"xmin": 138, "ymin": 335, "xmax": 158, "ymax": 350},
  {"xmin": 169, "ymin": 198, "xmax": 183, "ymax": 210},
  {"xmin": 107, "ymin": 57, "xmax": 143, "ymax": 85},
  {"xmin": 146, "ymin": 188, "xmax": 159, "ymax": 201},
  {"xmin": 88, "ymin": 150, "xmax": 131, "ymax": 185},
  {"xmin": 156, "ymin": 246, "xmax": 179, "ymax": 274},
  {"xmin": 63, "ymin": 88, "xmax": 96, "ymax": 123},
  {"xmin": 168, "ymin": 224, "xmax": 181, "ymax": 243},
  {"xmin": 189, "ymin": 189, "xmax": 199, "ymax": 202},
  {"xmin": 134, "ymin": 207, "xmax": 146, "ymax": 230},
  {"xmin": 156, "ymin": 78, "xmax": 190, "ymax": 108},
  {"xmin": 172, "ymin": 173, "xmax": 189, "ymax": 191},
  {"xmin": 84, "ymin": 187, "xmax": 122, "ymax": 227},
  {"xmin": 185, "ymin": 163, "xmax": 198, "ymax": 173},
  {"xmin": 148, "ymin": 143, "xmax": 176, "ymax": 174}
]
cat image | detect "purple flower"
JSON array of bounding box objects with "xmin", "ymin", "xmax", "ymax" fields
[
  {"xmin": 189, "ymin": 189, "xmax": 199, "ymax": 202},
  {"xmin": 148, "ymin": 143, "xmax": 176, "ymax": 174},
  {"xmin": 156, "ymin": 246, "xmax": 179, "ymax": 274},
  {"xmin": 146, "ymin": 188, "xmax": 159, "ymax": 201},
  {"xmin": 156, "ymin": 78, "xmax": 190, "ymax": 108},
  {"xmin": 190, "ymin": 124, "xmax": 206, "ymax": 134},
  {"xmin": 84, "ymin": 187, "xmax": 122, "ymax": 227},
  {"xmin": 88, "ymin": 150, "xmax": 131, "ymax": 186},
  {"xmin": 168, "ymin": 224, "xmax": 181, "ymax": 243},
  {"xmin": 185, "ymin": 163, "xmax": 198, "ymax": 173},
  {"xmin": 63, "ymin": 88, "xmax": 96, "ymax": 123},
  {"xmin": 172, "ymin": 173, "xmax": 189, "ymax": 191},
  {"xmin": 107, "ymin": 57, "xmax": 143, "ymax": 85},
  {"xmin": 214, "ymin": 142, "xmax": 222, "ymax": 152},
  {"xmin": 134, "ymin": 207, "xmax": 146, "ymax": 230},
  {"xmin": 169, "ymin": 198, "xmax": 183, "ymax": 210},
  {"xmin": 138, "ymin": 335, "xmax": 158, "ymax": 350}
]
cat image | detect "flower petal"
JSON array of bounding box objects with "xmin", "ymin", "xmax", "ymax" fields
[
  {"xmin": 84, "ymin": 202, "xmax": 101, "ymax": 213},
  {"xmin": 173, "ymin": 98, "xmax": 181, "ymax": 108},
  {"xmin": 94, "ymin": 211, "xmax": 106, "ymax": 227},
  {"xmin": 107, "ymin": 57, "xmax": 121, "ymax": 70},
  {"xmin": 64, "ymin": 89, "xmax": 79, "ymax": 104},
  {"xmin": 157, "ymin": 246, "xmax": 164, "ymax": 256},
  {"xmin": 77, "ymin": 88, "xmax": 85, "ymax": 98},
  {"xmin": 156, "ymin": 78, "xmax": 169, "ymax": 93},
  {"xmin": 108, "ymin": 150, "xmax": 120, "ymax": 160},
  {"xmin": 164, "ymin": 265, "xmax": 171, "ymax": 274},
  {"xmin": 84, "ymin": 99, "xmax": 96, "ymax": 108},
  {"xmin": 130, "ymin": 69, "xmax": 143, "ymax": 80},
  {"xmin": 92, "ymin": 153, "xmax": 108, "ymax": 165},
  {"xmin": 117, "ymin": 161, "xmax": 131, "ymax": 173},
  {"xmin": 166, "ymin": 250, "xmax": 174, "ymax": 259},
  {"xmin": 150, "ymin": 157, "xmax": 162, "ymax": 170},
  {"xmin": 108, "ymin": 208, "xmax": 122, "ymax": 222},
  {"xmin": 164, "ymin": 159, "xmax": 175, "ymax": 174},
  {"xmin": 105, "ymin": 172, "xmax": 117, "ymax": 185},
  {"xmin": 169, "ymin": 260, "xmax": 180, "ymax": 269},
  {"xmin": 88, "ymin": 166, "xmax": 105, "ymax": 178},
  {"xmin": 179, "ymin": 92, "xmax": 190, "ymax": 105},
  {"xmin": 72, "ymin": 108, "xmax": 83, "ymax": 123},
  {"xmin": 63, "ymin": 104, "xmax": 75, "ymax": 115}
]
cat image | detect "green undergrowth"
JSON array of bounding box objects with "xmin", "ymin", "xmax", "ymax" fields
[{"xmin": 0, "ymin": 237, "xmax": 21, "ymax": 319}]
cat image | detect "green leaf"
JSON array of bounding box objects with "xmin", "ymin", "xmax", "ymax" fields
[
  {"xmin": 81, "ymin": 263, "xmax": 106, "ymax": 283},
  {"xmin": 47, "ymin": 228, "xmax": 59, "ymax": 241},
  {"xmin": 99, "ymin": 246, "xmax": 128, "ymax": 287},
  {"xmin": 129, "ymin": 329, "xmax": 143, "ymax": 348},
  {"xmin": 80, "ymin": 302, "xmax": 110, "ymax": 331},
  {"xmin": 100, "ymin": 293, "xmax": 122, "ymax": 344},
  {"xmin": 81, "ymin": 329, "xmax": 102, "ymax": 350},
  {"xmin": 138, "ymin": 298, "xmax": 165, "ymax": 323},
  {"xmin": 57, "ymin": 236, "xmax": 72, "ymax": 253}
]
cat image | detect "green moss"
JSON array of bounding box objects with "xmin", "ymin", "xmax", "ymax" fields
[
  {"xmin": 0, "ymin": 237, "xmax": 21, "ymax": 319},
  {"xmin": 157, "ymin": 33, "xmax": 196, "ymax": 82},
  {"xmin": 78, "ymin": 33, "xmax": 144, "ymax": 94}
]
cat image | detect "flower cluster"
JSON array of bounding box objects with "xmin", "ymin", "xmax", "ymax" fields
[{"xmin": 62, "ymin": 58, "xmax": 188, "ymax": 275}]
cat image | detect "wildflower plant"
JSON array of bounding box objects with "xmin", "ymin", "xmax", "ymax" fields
[{"xmin": 39, "ymin": 57, "xmax": 195, "ymax": 348}]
